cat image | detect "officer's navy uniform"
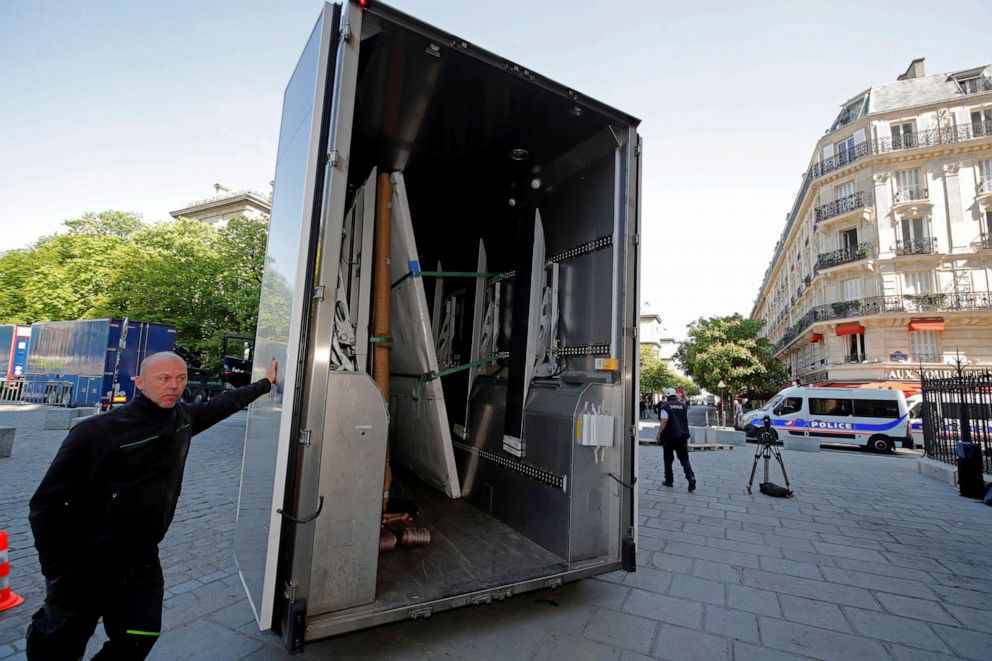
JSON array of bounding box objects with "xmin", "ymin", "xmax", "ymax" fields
[
  {"xmin": 27, "ymin": 378, "xmax": 271, "ymax": 660},
  {"xmin": 659, "ymin": 397, "xmax": 695, "ymax": 487}
]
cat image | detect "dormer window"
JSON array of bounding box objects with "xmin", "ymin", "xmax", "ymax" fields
[{"xmin": 949, "ymin": 68, "xmax": 992, "ymax": 95}]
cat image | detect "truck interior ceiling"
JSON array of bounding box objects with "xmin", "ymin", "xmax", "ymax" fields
[{"xmin": 327, "ymin": 14, "xmax": 628, "ymax": 613}]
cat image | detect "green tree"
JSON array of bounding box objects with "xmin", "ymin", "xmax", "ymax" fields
[
  {"xmin": 640, "ymin": 345, "xmax": 700, "ymax": 397},
  {"xmin": 675, "ymin": 314, "xmax": 787, "ymax": 397}
]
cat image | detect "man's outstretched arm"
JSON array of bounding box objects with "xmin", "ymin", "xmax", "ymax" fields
[{"xmin": 190, "ymin": 358, "xmax": 278, "ymax": 435}]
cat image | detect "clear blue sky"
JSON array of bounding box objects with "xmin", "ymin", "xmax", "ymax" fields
[{"xmin": 2, "ymin": 0, "xmax": 990, "ymax": 337}]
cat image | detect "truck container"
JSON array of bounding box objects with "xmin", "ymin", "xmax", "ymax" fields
[
  {"xmin": 0, "ymin": 324, "xmax": 31, "ymax": 380},
  {"xmin": 236, "ymin": 1, "xmax": 640, "ymax": 650},
  {"xmin": 23, "ymin": 319, "xmax": 176, "ymax": 407}
]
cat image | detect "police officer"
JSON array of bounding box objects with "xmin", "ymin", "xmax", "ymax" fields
[
  {"xmin": 26, "ymin": 351, "xmax": 277, "ymax": 660},
  {"xmin": 655, "ymin": 387, "xmax": 696, "ymax": 491}
]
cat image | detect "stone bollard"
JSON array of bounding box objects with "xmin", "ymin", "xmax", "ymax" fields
[
  {"xmin": 0, "ymin": 428, "xmax": 14, "ymax": 458},
  {"xmin": 783, "ymin": 436, "xmax": 819, "ymax": 452},
  {"xmin": 43, "ymin": 408, "xmax": 90, "ymax": 431}
]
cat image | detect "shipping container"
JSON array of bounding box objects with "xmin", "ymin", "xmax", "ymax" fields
[
  {"xmin": 0, "ymin": 324, "xmax": 32, "ymax": 380},
  {"xmin": 235, "ymin": 1, "xmax": 641, "ymax": 650},
  {"xmin": 23, "ymin": 319, "xmax": 176, "ymax": 407}
]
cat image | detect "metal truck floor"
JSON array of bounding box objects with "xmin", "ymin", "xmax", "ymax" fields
[{"xmin": 374, "ymin": 474, "xmax": 566, "ymax": 611}]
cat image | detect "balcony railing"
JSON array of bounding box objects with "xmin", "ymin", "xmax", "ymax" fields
[
  {"xmin": 895, "ymin": 236, "xmax": 937, "ymax": 256},
  {"xmin": 815, "ymin": 190, "xmax": 872, "ymax": 222},
  {"xmin": 844, "ymin": 354, "xmax": 867, "ymax": 364},
  {"xmin": 980, "ymin": 232, "xmax": 992, "ymax": 250},
  {"xmin": 980, "ymin": 179, "xmax": 992, "ymax": 194},
  {"xmin": 815, "ymin": 242, "xmax": 872, "ymax": 271},
  {"xmin": 810, "ymin": 121, "xmax": 992, "ymax": 180},
  {"xmin": 893, "ymin": 186, "xmax": 928, "ymax": 203},
  {"xmin": 772, "ymin": 290, "xmax": 992, "ymax": 353}
]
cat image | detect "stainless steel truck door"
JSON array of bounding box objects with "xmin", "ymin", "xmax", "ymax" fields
[{"xmin": 234, "ymin": 2, "xmax": 342, "ymax": 632}]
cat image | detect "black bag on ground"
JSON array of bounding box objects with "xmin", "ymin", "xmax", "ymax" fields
[{"xmin": 759, "ymin": 482, "xmax": 793, "ymax": 498}]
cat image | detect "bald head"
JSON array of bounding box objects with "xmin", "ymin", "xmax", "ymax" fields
[
  {"xmin": 139, "ymin": 351, "xmax": 187, "ymax": 377},
  {"xmin": 136, "ymin": 352, "xmax": 188, "ymax": 408}
]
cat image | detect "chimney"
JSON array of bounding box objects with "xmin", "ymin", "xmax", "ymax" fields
[{"xmin": 897, "ymin": 58, "xmax": 925, "ymax": 81}]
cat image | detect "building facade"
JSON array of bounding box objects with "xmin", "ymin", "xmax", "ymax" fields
[
  {"xmin": 170, "ymin": 183, "xmax": 271, "ymax": 228},
  {"xmin": 753, "ymin": 59, "xmax": 992, "ymax": 388},
  {"xmin": 639, "ymin": 312, "xmax": 681, "ymax": 374}
]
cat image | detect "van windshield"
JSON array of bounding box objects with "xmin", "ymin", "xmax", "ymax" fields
[{"xmin": 762, "ymin": 395, "xmax": 784, "ymax": 411}]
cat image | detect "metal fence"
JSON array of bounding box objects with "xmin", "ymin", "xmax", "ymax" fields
[
  {"xmin": 0, "ymin": 379, "xmax": 25, "ymax": 403},
  {"xmin": 921, "ymin": 369, "xmax": 992, "ymax": 474}
]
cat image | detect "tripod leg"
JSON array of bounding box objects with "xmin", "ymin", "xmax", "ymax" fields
[
  {"xmin": 746, "ymin": 443, "xmax": 762, "ymax": 493},
  {"xmin": 771, "ymin": 446, "xmax": 791, "ymax": 490}
]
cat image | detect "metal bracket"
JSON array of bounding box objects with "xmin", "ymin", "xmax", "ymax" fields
[
  {"xmin": 298, "ymin": 429, "xmax": 312, "ymax": 447},
  {"xmin": 341, "ymin": 22, "xmax": 352, "ymax": 42},
  {"xmin": 624, "ymin": 326, "xmax": 637, "ymax": 339},
  {"xmin": 626, "ymin": 424, "xmax": 638, "ymax": 440},
  {"xmin": 328, "ymin": 149, "xmax": 339, "ymax": 167},
  {"xmin": 631, "ymin": 233, "xmax": 639, "ymax": 245},
  {"xmin": 313, "ymin": 286, "xmax": 326, "ymax": 302},
  {"xmin": 284, "ymin": 581, "xmax": 297, "ymax": 602},
  {"xmin": 544, "ymin": 578, "xmax": 563, "ymax": 589},
  {"xmin": 408, "ymin": 606, "xmax": 433, "ymax": 620}
]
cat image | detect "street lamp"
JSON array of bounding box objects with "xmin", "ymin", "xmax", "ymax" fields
[{"xmin": 717, "ymin": 380, "xmax": 727, "ymax": 427}]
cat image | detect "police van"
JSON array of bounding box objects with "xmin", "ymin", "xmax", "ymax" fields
[
  {"xmin": 741, "ymin": 386, "xmax": 911, "ymax": 452},
  {"xmin": 906, "ymin": 393, "xmax": 992, "ymax": 449}
]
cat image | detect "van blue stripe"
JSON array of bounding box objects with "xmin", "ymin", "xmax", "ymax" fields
[{"xmin": 767, "ymin": 415, "xmax": 907, "ymax": 433}]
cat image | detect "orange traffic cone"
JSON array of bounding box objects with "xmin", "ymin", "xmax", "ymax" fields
[{"xmin": 0, "ymin": 530, "xmax": 25, "ymax": 611}]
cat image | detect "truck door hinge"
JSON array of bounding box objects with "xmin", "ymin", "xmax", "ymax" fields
[
  {"xmin": 284, "ymin": 581, "xmax": 298, "ymax": 602},
  {"xmin": 627, "ymin": 424, "xmax": 638, "ymax": 440},
  {"xmin": 341, "ymin": 23, "xmax": 352, "ymax": 42},
  {"xmin": 313, "ymin": 285, "xmax": 326, "ymax": 302},
  {"xmin": 631, "ymin": 233, "xmax": 639, "ymax": 245},
  {"xmin": 327, "ymin": 149, "xmax": 339, "ymax": 167},
  {"xmin": 624, "ymin": 326, "xmax": 637, "ymax": 338},
  {"xmin": 298, "ymin": 429, "xmax": 312, "ymax": 447}
]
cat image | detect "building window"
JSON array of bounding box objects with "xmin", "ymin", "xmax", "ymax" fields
[
  {"xmin": 899, "ymin": 216, "xmax": 931, "ymax": 254},
  {"xmin": 891, "ymin": 121, "xmax": 916, "ymax": 149},
  {"xmin": 973, "ymin": 108, "xmax": 992, "ymax": 136},
  {"xmin": 903, "ymin": 271, "xmax": 935, "ymax": 295},
  {"xmin": 836, "ymin": 136, "xmax": 856, "ymax": 164},
  {"xmin": 840, "ymin": 227, "xmax": 858, "ymax": 252},
  {"xmin": 980, "ymin": 159, "xmax": 992, "ymax": 193},
  {"xmin": 835, "ymin": 181, "xmax": 855, "ymax": 200},
  {"xmin": 847, "ymin": 333, "xmax": 866, "ymax": 362},
  {"xmin": 842, "ymin": 277, "xmax": 863, "ymax": 301},
  {"xmin": 910, "ymin": 330, "xmax": 940, "ymax": 362},
  {"xmin": 895, "ymin": 169, "xmax": 924, "ymax": 202}
]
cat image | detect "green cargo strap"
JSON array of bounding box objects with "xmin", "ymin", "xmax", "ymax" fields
[
  {"xmin": 391, "ymin": 270, "xmax": 503, "ymax": 289},
  {"xmin": 125, "ymin": 630, "xmax": 160, "ymax": 637},
  {"xmin": 408, "ymin": 353, "xmax": 509, "ymax": 400},
  {"xmin": 370, "ymin": 336, "xmax": 393, "ymax": 348}
]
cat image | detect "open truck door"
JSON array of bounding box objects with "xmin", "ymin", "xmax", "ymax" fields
[{"xmin": 237, "ymin": 1, "xmax": 640, "ymax": 651}]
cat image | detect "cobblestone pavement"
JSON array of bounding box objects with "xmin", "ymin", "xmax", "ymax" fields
[{"xmin": 1, "ymin": 404, "xmax": 991, "ymax": 660}]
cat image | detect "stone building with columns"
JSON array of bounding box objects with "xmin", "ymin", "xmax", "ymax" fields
[
  {"xmin": 752, "ymin": 59, "xmax": 992, "ymax": 389},
  {"xmin": 170, "ymin": 183, "xmax": 271, "ymax": 228}
]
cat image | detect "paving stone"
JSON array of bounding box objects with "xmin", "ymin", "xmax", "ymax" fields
[
  {"xmin": 157, "ymin": 619, "xmax": 264, "ymax": 660},
  {"xmin": 759, "ymin": 617, "xmax": 890, "ymax": 661},
  {"xmin": 875, "ymin": 593, "xmax": 958, "ymax": 625},
  {"xmin": 690, "ymin": 560, "xmax": 740, "ymax": 584},
  {"xmin": 681, "ymin": 523, "xmax": 727, "ymax": 539},
  {"xmin": 830, "ymin": 557, "xmax": 934, "ymax": 584},
  {"xmin": 843, "ymin": 607, "xmax": 950, "ymax": 652},
  {"xmin": 662, "ymin": 541, "xmax": 760, "ymax": 570},
  {"xmin": 706, "ymin": 537, "xmax": 782, "ymax": 558},
  {"xmin": 652, "ymin": 624, "xmax": 730, "ymax": 661},
  {"xmin": 648, "ymin": 551, "xmax": 694, "ymax": 574},
  {"xmin": 668, "ymin": 575, "xmax": 725, "ymax": 606},
  {"xmin": 884, "ymin": 644, "xmax": 962, "ymax": 661},
  {"xmin": 701, "ymin": 605, "xmax": 758, "ymax": 643},
  {"xmin": 811, "ymin": 542, "xmax": 887, "ymax": 563},
  {"xmin": 931, "ymin": 622, "xmax": 992, "ymax": 660},
  {"xmin": 779, "ymin": 549, "xmax": 838, "ymax": 567},
  {"xmin": 622, "ymin": 588, "xmax": 702, "ymax": 629},
  {"xmin": 740, "ymin": 568, "xmax": 879, "ymax": 610},
  {"xmin": 930, "ymin": 583, "xmax": 991, "ymax": 610},
  {"xmin": 778, "ymin": 594, "xmax": 852, "ymax": 632},
  {"xmin": 582, "ymin": 608, "xmax": 658, "ymax": 655},
  {"xmin": 820, "ymin": 567, "xmax": 935, "ymax": 599},
  {"xmin": 732, "ymin": 641, "xmax": 812, "ymax": 661},
  {"xmin": 941, "ymin": 603, "xmax": 992, "ymax": 633},
  {"xmin": 726, "ymin": 585, "xmax": 782, "ymax": 618},
  {"xmin": 529, "ymin": 630, "xmax": 623, "ymax": 661},
  {"xmin": 724, "ymin": 529, "xmax": 764, "ymax": 545},
  {"xmin": 757, "ymin": 557, "xmax": 823, "ymax": 580}
]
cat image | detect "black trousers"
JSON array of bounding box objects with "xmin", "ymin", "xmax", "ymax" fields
[
  {"xmin": 663, "ymin": 438, "xmax": 695, "ymax": 482},
  {"xmin": 26, "ymin": 553, "xmax": 164, "ymax": 661}
]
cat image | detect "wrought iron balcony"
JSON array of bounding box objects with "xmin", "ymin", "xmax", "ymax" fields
[
  {"xmin": 772, "ymin": 291, "xmax": 992, "ymax": 354},
  {"xmin": 815, "ymin": 242, "xmax": 872, "ymax": 271},
  {"xmin": 980, "ymin": 232, "xmax": 992, "ymax": 250},
  {"xmin": 980, "ymin": 179, "xmax": 992, "ymax": 194},
  {"xmin": 803, "ymin": 274, "xmax": 812, "ymax": 288},
  {"xmin": 815, "ymin": 190, "xmax": 871, "ymax": 222},
  {"xmin": 895, "ymin": 236, "xmax": 937, "ymax": 256},
  {"xmin": 844, "ymin": 354, "xmax": 867, "ymax": 364},
  {"xmin": 893, "ymin": 186, "xmax": 928, "ymax": 203},
  {"xmin": 810, "ymin": 141, "xmax": 872, "ymax": 178}
]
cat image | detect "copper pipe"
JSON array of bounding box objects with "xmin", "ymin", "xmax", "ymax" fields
[
  {"xmin": 373, "ymin": 172, "xmax": 393, "ymax": 507},
  {"xmin": 399, "ymin": 527, "xmax": 431, "ymax": 549}
]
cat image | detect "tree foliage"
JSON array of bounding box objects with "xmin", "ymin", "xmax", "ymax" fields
[
  {"xmin": 675, "ymin": 314, "xmax": 788, "ymax": 397},
  {"xmin": 640, "ymin": 345, "xmax": 700, "ymax": 397},
  {"xmin": 0, "ymin": 211, "xmax": 269, "ymax": 368}
]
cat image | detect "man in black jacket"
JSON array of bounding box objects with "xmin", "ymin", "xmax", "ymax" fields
[
  {"xmin": 26, "ymin": 351, "xmax": 277, "ymax": 660},
  {"xmin": 656, "ymin": 387, "xmax": 696, "ymax": 492}
]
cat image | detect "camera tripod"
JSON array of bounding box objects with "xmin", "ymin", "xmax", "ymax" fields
[{"xmin": 746, "ymin": 419, "xmax": 792, "ymax": 495}]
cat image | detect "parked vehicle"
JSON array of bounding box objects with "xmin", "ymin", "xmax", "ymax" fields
[
  {"xmin": 0, "ymin": 324, "xmax": 32, "ymax": 380},
  {"xmin": 741, "ymin": 386, "xmax": 911, "ymax": 452},
  {"xmin": 235, "ymin": 1, "xmax": 640, "ymax": 650},
  {"xmin": 22, "ymin": 318, "xmax": 175, "ymax": 408},
  {"xmin": 907, "ymin": 393, "xmax": 992, "ymax": 448},
  {"xmin": 178, "ymin": 333, "xmax": 256, "ymax": 402}
]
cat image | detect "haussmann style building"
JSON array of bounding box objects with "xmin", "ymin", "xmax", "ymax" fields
[{"xmin": 752, "ymin": 58, "xmax": 992, "ymax": 391}]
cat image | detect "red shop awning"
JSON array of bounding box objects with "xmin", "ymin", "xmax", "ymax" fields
[
  {"xmin": 809, "ymin": 333, "xmax": 824, "ymax": 343},
  {"xmin": 908, "ymin": 319, "xmax": 944, "ymax": 332},
  {"xmin": 835, "ymin": 323, "xmax": 865, "ymax": 336}
]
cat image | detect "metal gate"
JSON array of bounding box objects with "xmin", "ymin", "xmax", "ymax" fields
[{"xmin": 921, "ymin": 367, "xmax": 992, "ymax": 474}]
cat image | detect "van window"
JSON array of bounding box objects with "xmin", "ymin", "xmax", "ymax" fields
[
  {"xmin": 774, "ymin": 397, "xmax": 803, "ymax": 415},
  {"xmin": 852, "ymin": 398, "xmax": 900, "ymax": 419},
  {"xmin": 809, "ymin": 397, "xmax": 853, "ymax": 416},
  {"xmin": 908, "ymin": 401, "xmax": 922, "ymax": 418}
]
